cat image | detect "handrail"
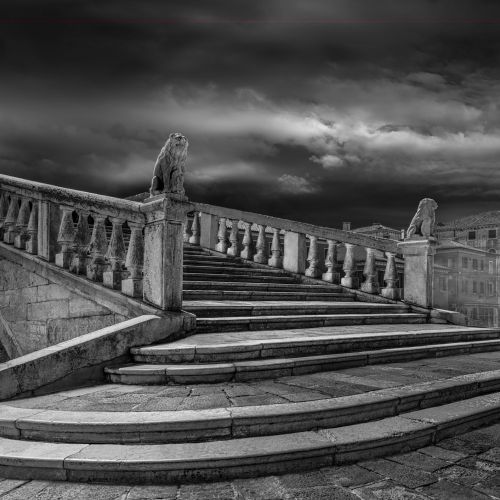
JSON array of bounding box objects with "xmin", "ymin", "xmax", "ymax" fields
[{"xmin": 194, "ymin": 202, "xmax": 399, "ymax": 253}]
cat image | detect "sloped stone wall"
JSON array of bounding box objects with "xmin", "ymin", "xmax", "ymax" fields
[{"xmin": 0, "ymin": 258, "xmax": 127, "ymax": 357}]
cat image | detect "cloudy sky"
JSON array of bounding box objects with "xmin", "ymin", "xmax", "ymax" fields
[{"xmin": 2, "ymin": 1, "xmax": 500, "ymax": 228}]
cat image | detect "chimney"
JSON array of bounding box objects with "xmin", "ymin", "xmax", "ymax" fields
[{"xmin": 343, "ymin": 222, "xmax": 351, "ymax": 231}]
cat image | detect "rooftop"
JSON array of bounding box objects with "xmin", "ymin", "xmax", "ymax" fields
[{"xmin": 437, "ymin": 211, "xmax": 500, "ymax": 231}]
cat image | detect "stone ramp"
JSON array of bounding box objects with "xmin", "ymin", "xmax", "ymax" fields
[{"xmin": 0, "ymin": 393, "xmax": 499, "ymax": 484}]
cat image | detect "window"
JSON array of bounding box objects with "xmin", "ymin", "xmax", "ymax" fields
[
  {"xmin": 472, "ymin": 259, "xmax": 478, "ymax": 271},
  {"xmin": 481, "ymin": 260, "xmax": 485, "ymax": 271},
  {"xmin": 488, "ymin": 281, "xmax": 495, "ymax": 296},
  {"xmin": 480, "ymin": 282, "xmax": 485, "ymax": 294},
  {"xmin": 447, "ymin": 258, "xmax": 453, "ymax": 268},
  {"xmin": 462, "ymin": 257, "xmax": 468, "ymax": 269},
  {"xmin": 489, "ymin": 261, "xmax": 494, "ymax": 274},
  {"xmin": 439, "ymin": 276, "xmax": 447, "ymax": 292},
  {"xmin": 468, "ymin": 231, "xmax": 476, "ymax": 240},
  {"xmin": 472, "ymin": 281, "xmax": 477, "ymax": 293},
  {"xmin": 489, "ymin": 229, "xmax": 497, "ymax": 239}
]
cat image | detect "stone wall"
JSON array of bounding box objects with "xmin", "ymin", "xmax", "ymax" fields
[{"xmin": 0, "ymin": 257, "xmax": 127, "ymax": 357}]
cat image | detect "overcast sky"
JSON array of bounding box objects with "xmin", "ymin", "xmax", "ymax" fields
[{"xmin": 2, "ymin": 1, "xmax": 500, "ymax": 228}]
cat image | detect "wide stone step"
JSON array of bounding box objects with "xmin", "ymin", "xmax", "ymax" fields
[
  {"xmin": 3, "ymin": 371, "xmax": 500, "ymax": 444},
  {"xmin": 183, "ymin": 264, "xmax": 288, "ymax": 275},
  {"xmin": 183, "ymin": 281, "xmax": 344, "ymax": 293},
  {"xmin": 1, "ymin": 393, "xmax": 499, "ymax": 483},
  {"xmin": 182, "ymin": 290, "xmax": 355, "ymax": 301},
  {"xmin": 183, "ymin": 273, "xmax": 300, "ymax": 283},
  {"xmin": 183, "ymin": 301, "xmax": 409, "ymax": 318},
  {"xmin": 132, "ymin": 326, "xmax": 500, "ymax": 363},
  {"xmin": 106, "ymin": 336, "xmax": 500, "ymax": 385},
  {"xmin": 183, "ymin": 256, "xmax": 249, "ymax": 265},
  {"xmin": 195, "ymin": 313, "xmax": 427, "ymax": 333}
]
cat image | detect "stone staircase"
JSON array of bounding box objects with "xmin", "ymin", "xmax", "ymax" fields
[{"xmin": 1, "ymin": 244, "xmax": 500, "ymax": 484}]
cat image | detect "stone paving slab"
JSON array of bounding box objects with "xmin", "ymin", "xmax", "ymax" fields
[
  {"xmin": 6, "ymin": 351, "xmax": 500, "ymax": 413},
  {"xmin": 0, "ymin": 422, "xmax": 498, "ymax": 499}
]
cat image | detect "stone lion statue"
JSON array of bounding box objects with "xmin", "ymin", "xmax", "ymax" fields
[
  {"xmin": 149, "ymin": 132, "xmax": 189, "ymax": 197},
  {"xmin": 406, "ymin": 198, "xmax": 438, "ymax": 239}
]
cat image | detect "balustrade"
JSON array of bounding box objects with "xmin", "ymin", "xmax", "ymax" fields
[
  {"xmin": 361, "ymin": 247, "xmax": 379, "ymax": 294},
  {"xmin": 103, "ymin": 218, "xmax": 126, "ymax": 289},
  {"xmin": 26, "ymin": 202, "xmax": 38, "ymax": 254},
  {"xmin": 14, "ymin": 198, "xmax": 31, "ymax": 250},
  {"xmin": 4, "ymin": 195, "xmax": 19, "ymax": 244},
  {"xmin": 122, "ymin": 222, "xmax": 145, "ymax": 298},
  {"xmin": 0, "ymin": 193, "xmax": 9, "ymax": 239},
  {"xmin": 322, "ymin": 239, "xmax": 339, "ymax": 283},
  {"xmin": 189, "ymin": 212, "xmax": 200, "ymax": 245},
  {"xmin": 215, "ymin": 217, "xmax": 228, "ymax": 253},
  {"xmin": 268, "ymin": 228, "xmax": 283, "ymax": 268},
  {"xmin": 253, "ymin": 225, "xmax": 268, "ymax": 264},
  {"xmin": 183, "ymin": 218, "xmax": 193, "ymax": 243},
  {"xmin": 55, "ymin": 206, "xmax": 76, "ymax": 269},
  {"xmin": 69, "ymin": 211, "xmax": 90, "ymax": 274},
  {"xmin": 240, "ymin": 222, "xmax": 254, "ymax": 260},
  {"xmin": 341, "ymin": 243, "xmax": 358, "ymax": 289},
  {"xmin": 87, "ymin": 215, "xmax": 108, "ymax": 281},
  {"xmin": 305, "ymin": 235, "xmax": 321, "ymax": 278},
  {"xmin": 227, "ymin": 219, "xmax": 240, "ymax": 257},
  {"xmin": 381, "ymin": 251, "xmax": 400, "ymax": 300}
]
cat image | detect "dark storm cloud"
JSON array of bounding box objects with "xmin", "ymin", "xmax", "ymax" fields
[{"xmin": 2, "ymin": 0, "xmax": 500, "ymax": 227}]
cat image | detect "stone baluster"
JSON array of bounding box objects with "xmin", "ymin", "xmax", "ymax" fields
[
  {"xmin": 215, "ymin": 217, "xmax": 228, "ymax": 253},
  {"xmin": 122, "ymin": 222, "xmax": 145, "ymax": 298},
  {"xmin": 381, "ymin": 251, "xmax": 400, "ymax": 300},
  {"xmin": 26, "ymin": 202, "xmax": 38, "ymax": 254},
  {"xmin": 103, "ymin": 218, "xmax": 126, "ymax": 290},
  {"xmin": 227, "ymin": 219, "xmax": 240, "ymax": 256},
  {"xmin": 341, "ymin": 243, "xmax": 359, "ymax": 288},
  {"xmin": 322, "ymin": 239, "xmax": 340, "ymax": 283},
  {"xmin": 253, "ymin": 224, "xmax": 268, "ymax": 264},
  {"xmin": 55, "ymin": 206, "xmax": 76, "ymax": 268},
  {"xmin": 240, "ymin": 222, "xmax": 254, "ymax": 260},
  {"xmin": 268, "ymin": 228, "xmax": 283, "ymax": 268},
  {"xmin": 14, "ymin": 198, "xmax": 31, "ymax": 250},
  {"xmin": 305, "ymin": 234, "xmax": 322, "ymax": 278},
  {"xmin": 189, "ymin": 212, "xmax": 200, "ymax": 245},
  {"xmin": 361, "ymin": 247, "xmax": 380, "ymax": 294},
  {"xmin": 87, "ymin": 215, "xmax": 108, "ymax": 282},
  {"xmin": 69, "ymin": 211, "xmax": 90, "ymax": 274},
  {"xmin": 3, "ymin": 195, "xmax": 19, "ymax": 244},
  {"xmin": 0, "ymin": 192, "xmax": 10, "ymax": 238},
  {"xmin": 183, "ymin": 217, "xmax": 193, "ymax": 243}
]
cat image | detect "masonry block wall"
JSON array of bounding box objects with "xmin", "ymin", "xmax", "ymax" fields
[{"xmin": 0, "ymin": 258, "xmax": 128, "ymax": 358}]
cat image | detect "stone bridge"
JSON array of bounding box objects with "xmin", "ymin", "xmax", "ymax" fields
[{"xmin": 0, "ymin": 171, "xmax": 498, "ymax": 485}]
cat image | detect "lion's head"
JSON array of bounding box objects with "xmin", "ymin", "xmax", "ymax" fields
[{"xmin": 417, "ymin": 198, "xmax": 438, "ymax": 216}]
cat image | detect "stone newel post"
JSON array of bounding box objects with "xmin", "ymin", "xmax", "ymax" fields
[
  {"xmin": 142, "ymin": 195, "xmax": 192, "ymax": 311},
  {"xmin": 398, "ymin": 198, "xmax": 439, "ymax": 308}
]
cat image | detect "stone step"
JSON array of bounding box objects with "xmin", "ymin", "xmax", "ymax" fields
[
  {"xmin": 183, "ymin": 264, "xmax": 288, "ymax": 275},
  {"xmin": 194, "ymin": 313, "xmax": 427, "ymax": 333},
  {"xmin": 182, "ymin": 290, "xmax": 355, "ymax": 301},
  {"xmin": 183, "ymin": 273, "xmax": 300, "ymax": 283},
  {"xmin": 106, "ymin": 335, "xmax": 500, "ymax": 385},
  {"xmin": 183, "ymin": 256, "xmax": 249, "ymax": 265},
  {"xmin": 182, "ymin": 301, "xmax": 409, "ymax": 318},
  {"xmin": 3, "ymin": 370, "xmax": 500, "ymax": 444},
  {"xmin": 0, "ymin": 393, "xmax": 499, "ymax": 483},
  {"xmin": 183, "ymin": 281, "xmax": 344, "ymax": 293},
  {"xmin": 132, "ymin": 326, "xmax": 500, "ymax": 363}
]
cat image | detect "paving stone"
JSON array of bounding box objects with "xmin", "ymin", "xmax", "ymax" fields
[
  {"xmin": 177, "ymin": 482, "xmax": 237, "ymax": 500},
  {"xmin": 457, "ymin": 456, "xmax": 500, "ymax": 474},
  {"xmin": 176, "ymin": 394, "xmax": 231, "ymax": 410},
  {"xmin": 222, "ymin": 384, "xmax": 262, "ymax": 398},
  {"xmin": 474, "ymin": 475, "xmax": 500, "ymax": 499},
  {"xmin": 230, "ymin": 394, "xmax": 290, "ymax": 406},
  {"xmin": 279, "ymin": 470, "xmax": 332, "ymax": 489},
  {"xmin": 360, "ymin": 459, "xmax": 438, "ymax": 488},
  {"xmin": 125, "ymin": 484, "xmax": 178, "ymax": 499},
  {"xmin": 352, "ymin": 480, "xmax": 431, "ymax": 500},
  {"xmin": 320, "ymin": 464, "xmax": 382, "ymax": 487},
  {"xmin": 287, "ymin": 486, "xmax": 359, "ymax": 500},
  {"xmin": 130, "ymin": 397, "xmax": 186, "ymax": 412},
  {"xmin": 27, "ymin": 483, "xmax": 129, "ymax": 500},
  {"xmin": 388, "ymin": 451, "xmax": 451, "ymax": 472},
  {"xmin": 0, "ymin": 479, "xmax": 33, "ymax": 496},
  {"xmin": 438, "ymin": 437, "xmax": 491, "ymax": 454},
  {"xmin": 233, "ymin": 476, "xmax": 290, "ymax": 500},
  {"xmin": 438, "ymin": 464, "xmax": 490, "ymax": 486},
  {"xmin": 418, "ymin": 445, "xmax": 468, "ymax": 463},
  {"xmin": 461, "ymin": 424, "xmax": 500, "ymax": 447},
  {"xmin": 477, "ymin": 447, "xmax": 500, "ymax": 464},
  {"xmin": 0, "ymin": 481, "xmax": 50, "ymax": 499},
  {"xmin": 419, "ymin": 479, "xmax": 492, "ymax": 500}
]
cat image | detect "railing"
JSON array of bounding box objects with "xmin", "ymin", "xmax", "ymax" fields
[
  {"xmin": 0, "ymin": 174, "xmax": 189, "ymax": 311},
  {"xmin": 185, "ymin": 203, "xmax": 403, "ymax": 301}
]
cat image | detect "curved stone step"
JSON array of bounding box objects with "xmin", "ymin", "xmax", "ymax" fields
[
  {"xmin": 182, "ymin": 290, "xmax": 355, "ymax": 301},
  {"xmin": 3, "ymin": 371, "xmax": 500, "ymax": 444},
  {"xmin": 0, "ymin": 393, "xmax": 499, "ymax": 484},
  {"xmin": 183, "ymin": 301, "xmax": 409, "ymax": 318},
  {"xmin": 183, "ymin": 281, "xmax": 345, "ymax": 293},
  {"xmin": 107, "ymin": 337, "xmax": 500, "ymax": 385},
  {"xmin": 195, "ymin": 313, "xmax": 427, "ymax": 333},
  {"xmin": 132, "ymin": 326, "xmax": 500, "ymax": 363}
]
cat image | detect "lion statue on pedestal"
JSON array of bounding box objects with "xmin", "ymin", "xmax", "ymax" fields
[
  {"xmin": 406, "ymin": 198, "xmax": 438, "ymax": 239},
  {"xmin": 149, "ymin": 133, "xmax": 189, "ymax": 197}
]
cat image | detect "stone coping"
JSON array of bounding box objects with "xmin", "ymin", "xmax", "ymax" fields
[
  {"xmin": 0, "ymin": 313, "xmax": 195, "ymax": 401},
  {"xmin": 2, "ymin": 370, "xmax": 500, "ymax": 443},
  {"xmin": 0, "ymin": 392, "xmax": 499, "ymax": 483}
]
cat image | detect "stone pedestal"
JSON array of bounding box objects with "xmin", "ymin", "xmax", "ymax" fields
[
  {"xmin": 86, "ymin": 261, "xmax": 105, "ymax": 282},
  {"xmin": 55, "ymin": 251, "xmax": 73, "ymax": 269},
  {"xmin": 14, "ymin": 233, "xmax": 27, "ymax": 250},
  {"xmin": 103, "ymin": 270, "xmax": 126, "ymax": 290},
  {"xmin": 122, "ymin": 277, "xmax": 143, "ymax": 298},
  {"xmin": 398, "ymin": 237, "xmax": 437, "ymax": 308},
  {"xmin": 69, "ymin": 255, "xmax": 87, "ymax": 275},
  {"xmin": 283, "ymin": 231, "xmax": 306, "ymax": 274},
  {"xmin": 142, "ymin": 195, "xmax": 192, "ymax": 311}
]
